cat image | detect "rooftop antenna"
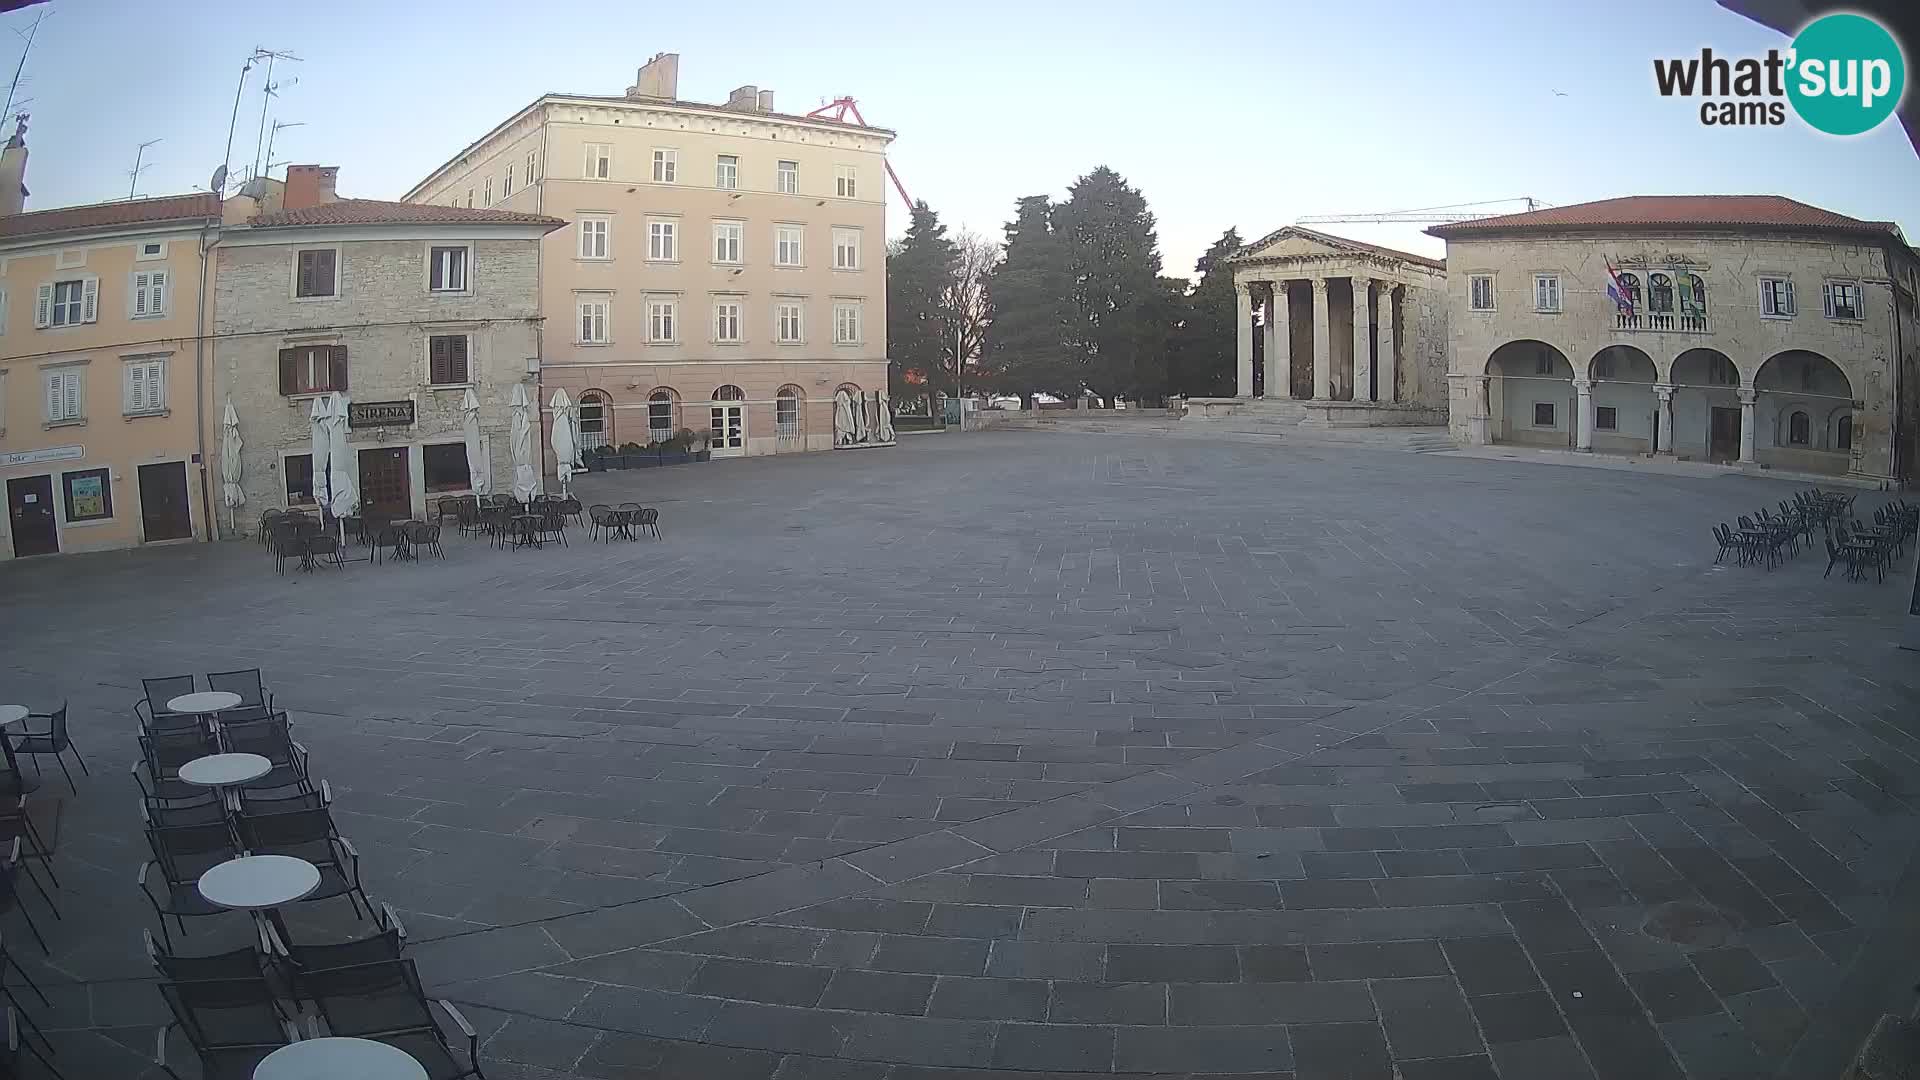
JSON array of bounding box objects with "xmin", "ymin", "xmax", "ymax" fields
[
  {"xmin": 127, "ymin": 138, "xmax": 161, "ymax": 199},
  {"xmin": 2, "ymin": 10, "xmax": 48, "ymax": 124},
  {"xmin": 218, "ymin": 49, "xmax": 262, "ymax": 196},
  {"xmin": 248, "ymin": 48, "xmax": 301, "ymax": 182},
  {"xmin": 263, "ymin": 119, "xmax": 303, "ymax": 178}
]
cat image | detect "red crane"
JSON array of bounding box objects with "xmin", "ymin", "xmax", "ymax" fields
[{"xmin": 804, "ymin": 96, "xmax": 913, "ymax": 210}]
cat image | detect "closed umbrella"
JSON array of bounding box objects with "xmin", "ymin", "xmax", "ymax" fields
[
  {"xmin": 325, "ymin": 392, "xmax": 357, "ymax": 539},
  {"xmin": 509, "ymin": 384, "xmax": 537, "ymax": 502},
  {"xmin": 308, "ymin": 395, "xmax": 332, "ymax": 509},
  {"xmin": 220, "ymin": 397, "xmax": 245, "ymax": 532},
  {"xmin": 550, "ymin": 389, "xmax": 579, "ymax": 496},
  {"xmin": 461, "ymin": 387, "xmax": 491, "ymax": 501}
]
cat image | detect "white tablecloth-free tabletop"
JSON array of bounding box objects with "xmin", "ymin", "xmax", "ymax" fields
[
  {"xmin": 198, "ymin": 855, "xmax": 321, "ymax": 911},
  {"xmin": 167, "ymin": 691, "xmax": 244, "ymax": 715},
  {"xmin": 0, "ymin": 706, "xmax": 26, "ymax": 727},
  {"xmin": 178, "ymin": 753, "xmax": 272, "ymax": 788},
  {"xmin": 253, "ymin": 1037, "xmax": 429, "ymax": 1080}
]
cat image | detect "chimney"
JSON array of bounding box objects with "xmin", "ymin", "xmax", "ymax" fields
[
  {"xmin": 0, "ymin": 114, "xmax": 29, "ymax": 216},
  {"xmin": 625, "ymin": 52, "xmax": 680, "ymax": 100},
  {"xmin": 283, "ymin": 165, "xmax": 339, "ymax": 211},
  {"xmin": 756, "ymin": 89, "xmax": 775, "ymax": 113},
  {"xmin": 724, "ymin": 85, "xmax": 760, "ymax": 112}
]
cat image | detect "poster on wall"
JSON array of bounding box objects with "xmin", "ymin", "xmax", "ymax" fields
[{"xmin": 68, "ymin": 473, "xmax": 106, "ymax": 518}]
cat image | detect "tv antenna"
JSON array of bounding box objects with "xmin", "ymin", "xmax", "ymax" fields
[
  {"xmin": 248, "ymin": 48, "xmax": 301, "ymax": 183},
  {"xmin": 127, "ymin": 138, "xmax": 161, "ymax": 199},
  {"xmin": 2, "ymin": 10, "xmax": 49, "ymax": 124},
  {"xmin": 263, "ymin": 119, "xmax": 303, "ymax": 177}
]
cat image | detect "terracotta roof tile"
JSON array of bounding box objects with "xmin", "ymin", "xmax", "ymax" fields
[
  {"xmin": 0, "ymin": 192, "xmax": 217, "ymax": 241},
  {"xmin": 1427, "ymin": 195, "xmax": 1899, "ymax": 239},
  {"xmin": 244, "ymin": 198, "xmax": 563, "ymax": 230}
]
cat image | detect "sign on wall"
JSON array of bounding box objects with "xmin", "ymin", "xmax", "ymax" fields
[
  {"xmin": 348, "ymin": 400, "xmax": 415, "ymax": 429},
  {"xmin": 1, "ymin": 445, "xmax": 83, "ymax": 469}
]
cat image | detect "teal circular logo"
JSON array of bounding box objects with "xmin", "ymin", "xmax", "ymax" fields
[{"xmin": 1787, "ymin": 13, "xmax": 1906, "ymax": 136}]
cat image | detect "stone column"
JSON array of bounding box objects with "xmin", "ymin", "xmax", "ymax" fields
[
  {"xmin": 1572, "ymin": 377, "xmax": 1594, "ymax": 451},
  {"xmin": 1235, "ymin": 283, "xmax": 1254, "ymax": 399},
  {"xmin": 1263, "ymin": 283, "xmax": 1288, "ymax": 399},
  {"xmin": 1311, "ymin": 278, "xmax": 1332, "ymax": 401},
  {"xmin": 1653, "ymin": 384, "xmax": 1675, "ymax": 455},
  {"xmin": 1351, "ymin": 277, "xmax": 1373, "ymax": 403},
  {"xmin": 1738, "ymin": 388, "xmax": 1757, "ymax": 463},
  {"xmin": 1376, "ymin": 286, "xmax": 1397, "ymax": 404},
  {"xmin": 1468, "ymin": 375, "xmax": 1492, "ymax": 445}
]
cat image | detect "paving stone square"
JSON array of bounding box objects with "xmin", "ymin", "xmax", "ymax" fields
[{"xmin": 1, "ymin": 429, "xmax": 1916, "ymax": 1078}]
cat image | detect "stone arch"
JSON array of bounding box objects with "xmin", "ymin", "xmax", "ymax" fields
[
  {"xmin": 1482, "ymin": 339, "xmax": 1572, "ymax": 380},
  {"xmin": 1671, "ymin": 348, "xmax": 1741, "ymax": 389},
  {"xmin": 1485, "ymin": 340, "xmax": 1574, "ymax": 447},
  {"xmin": 1588, "ymin": 345, "xmax": 1656, "ymax": 383},
  {"xmin": 576, "ymin": 388, "xmax": 613, "ymax": 450},
  {"xmin": 1827, "ymin": 406, "xmax": 1854, "ymax": 452},
  {"xmin": 1587, "ymin": 346, "xmax": 1657, "ymax": 452},
  {"xmin": 1667, "ymin": 348, "xmax": 1742, "ymax": 461},
  {"xmin": 712, "ymin": 384, "xmax": 746, "ymax": 401},
  {"xmin": 1754, "ymin": 350, "xmax": 1852, "ymax": 398},
  {"xmin": 1753, "ymin": 351, "xmax": 1854, "ymax": 471}
]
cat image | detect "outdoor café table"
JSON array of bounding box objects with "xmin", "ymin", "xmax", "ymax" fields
[
  {"xmin": 255, "ymin": 1037, "xmax": 429, "ymax": 1080},
  {"xmin": 179, "ymin": 753, "xmax": 272, "ymax": 812},
  {"xmin": 199, "ymin": 854, "xmax": 321, "ymax": 944},
  {"xmin": 167, "ymin": 691, "xmax": 244, "ymax": 732},
  {"xmin": 510, "ymin": 514, "xmax": 543, "ymax": 550},
  {"xmin": 0, "ymin": 706, "xmax": 34, "ymax": 792},
  {"xmin": 609, "ymin": 508, "xmax": 637, "ymax": 541}
]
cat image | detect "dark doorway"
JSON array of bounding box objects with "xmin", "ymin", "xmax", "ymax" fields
[
  {"xmin": 358, "ymin": 447, "xmax": 411, "ymax": 518},
  {"xmin": 1651, "ymin": 410, "xmax": 1661, "ymax": 454},
  {"xmin": 6, "ymin": 475, "xmax": 58, "ymax": 557},
  {"xmin": 137, "ymin": 462, "xmax": 193, "ymax": 541},
  {"xmin": 1250, "ymin": 314, "xmax": 1265, "ymax": 398},
  {"xmin": 1287, "ymin": 284, "xmax": 1314, "ymax": 400},
  {"xmin": 1710, "ymin": 407, "xmax": 1742, "ymax": 461}
]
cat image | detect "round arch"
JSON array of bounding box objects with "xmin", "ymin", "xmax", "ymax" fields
[
  {"xmin": 646, "ymin": 387, "xmax": 680, "ymax": 443},
  {"xmin": 1667, "ymin": 348, "xmax": 1743, "ymax": 462},
  {"xmin": 1587, "ymin": 346, "xmax": 1658, "ymax": 452},
  {"xmin": 713, "ymin": 385, "xmax": 746, "ymax": 401},
  {"xmin": 576, "ymin": 388, "xmax": 613, "ymax": 451},
  {"xmin": 1589, "ymin": 345, "xmax": 1656, "ymax": 383},
  {"xmin": 1752, "ymin": 351, "xmax": 1854, "ymax": 471},
  {"xmin": 1483, "ymin": 340, "xmax": 1572, "ymax": 380},
  {"xmin": 775, "ymin": 385, "xmax": 806, "ymax": 448},
  {"xmin": 1483, "ymin": 341, "xmax": 1574, "ymax": 448}
]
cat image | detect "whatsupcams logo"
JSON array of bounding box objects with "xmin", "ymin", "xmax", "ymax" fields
[{"xmin": 1653, "ymin": 12, "xmax": 1905, "ymax": 134}]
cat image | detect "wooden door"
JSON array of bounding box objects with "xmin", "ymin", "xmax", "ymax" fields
[
  {"xmin": 1709, "ymin": 407, "xmax": 1741, "ymax": 461},
  {"xmin": 358, "ymin": 447, "xmax": 412, "ymax": 518},
  {"xmin": 137, "ymin": 462, "xmax": 193, "ymax": 541},
  {"xmin": 5, "ymin": 475, "xmax": 57, "ymax": 557}
]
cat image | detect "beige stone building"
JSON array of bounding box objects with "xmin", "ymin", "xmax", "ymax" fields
[
  {"xmin": 213, "ymin": 166, "xmax": 562, "ymax": 527},
  {"xmin": 1222, "ymin": 227, "xmax": 1448, "ymax": 425},
  {"xmin": 1429, "ymin": 196, "xmax": 1920, "ymax": 484},
  {"xmin": 0, "ymin": 120, "xmax": 220, "ymax": 561},
  {"xmin": 403, "ymin": 53, "xmax": 893, "ymax": 459}
]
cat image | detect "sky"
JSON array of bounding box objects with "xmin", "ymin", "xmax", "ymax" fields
[{"xmin": 9, "ymin": 0, "xmax": 1919, "ymax": 276}]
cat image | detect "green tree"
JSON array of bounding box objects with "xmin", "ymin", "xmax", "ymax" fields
[
  {"xmin": 1168, "ymin": 227, "xmax": 1244, "ymax": 397},
  {"xmin": 886, "ymin": 201, "xmax": 958, "ymax": 416},
  {"xmin": 981, "ymin": 195, "xmax": 1075, "ymax": 403},
  {"xmin": 1055, "ymin": 166, "xmax": 1164, "ymax": 401}
]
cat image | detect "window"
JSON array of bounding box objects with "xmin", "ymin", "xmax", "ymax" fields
[
  {"xmin": 577, "ymin": 295, "xmax": 610, "ymax": 344},
  {"xmin": 833, "ymin": 229, "xmax": 860, "ymax": 270},
  {"xmin": 278, "ymin": 344, "xmax": 347, "ymax": 396},
  {"xmin": 713, "ymin": 300, "xmax": 741, "ymax": 342},
  {"xmin": 1617, "ymin": 272, "xmax": 1642, "ymax": 309},
  {"xmin": 776, "ymin": 387, "xmax": 800, "ymax": 437},
  {"xmin": 835, "ymin": 165, "xmax": 857, "ymax": 198},
  {"xmin": 503, "ymin": 166, "xmax": 514, "ymax": 198},
  {"xmin": 422, "ymin": 442, "xmax": 472, "ymax": 493},
  {"xmin": 465, "ymin": 190, "xmax": 474, "ymax": 209},
  {"xmin": 1533, "ymin": 352, "xmax": 1555, "ymax": 376},
  {"xmin": 652, "ymin": 149, "xmax": 677, "ymax": 183},
  {"xmin": 713, "ymin": 221, "xmax": 743, "ymax": 264},
  {"xmin": 834, "ymin": 301, "xmax": 861, "ymax": 344},
  {"xmin": 647, "ymin": 299, "xmax": 677, "ymax": 343},
  {"xmin": 648, "ymin": 391, "xmax": 676, "ymax": 441},
  {"xmin": 775, "ymin": 225, "xmax": 803, "ymax": 267},
  {"xmin": 137, "ymin": 241, "xmax": 165, "ymax": 260},
  {"xmin": 526, "ymin": 149, "xmax": 538, "ymax": 182},
  {"xmin": 578, "ymin": 393, "xmax": 608, "ymax": 450},
  {"xmin": 131, "ymin": 270, "xmax": 168, "ymax": 318},
  {"xmin": 1648, "ymin": 273, "xmax": 1675, "ymax": 314},
  {"xmin": 1760, "ymin": 277, "xmax": 1796, "ymax": 317},
  {"xmin": 1595, "ymin": 406, "xmax": 1617, "ymax": 431},
  {"xmin": 647, "ymin": 220, "xmax": 677, "ymax": 261},
  {"xmin": 124, "ymin": 357, "xmax": 166, "ymax": 415},
  {"xmin": 578, "ymin": 218, "xmax": 610, "ymax": 260},
  {"xmin": 1532, "ymin": 402, "xmax": 1556, "ymax": 427},
  {"xmin": 1837, "ymin": 414, "xmax": 1853, "ymax": 451},
  {"xmin": 44, "ymin": 369, "xmax": 82, "ymax": 422},
  {"xmin": 429, "ymin": 246, "xmax": 469, "ymax": 292},
  {"xmin": 776, "ymin": 160, "xmax": 798, "ymax": 194},
  {"xmin": 715, "ymin": 154, "xmax": 738, "ymax": 190},
  {"xmin": 483, "ymin": 177, "xmax": 493, "ymax": 206},
  {"xmin": 584, "ymin": 143, "xmax": 612, "ymax": 179},
  {"xmin": 38, "ymin": 279, "xmax": 97, "ymax": 327},
  {"xmin": 1594, "ymin": 354, "xmax": 1614, "ymax": 379},
  {"xmin": 428, "ymin": 334, "xmax": 470, "ymax": 386},
  {"xmin": 61, "ymin": 468, "xmax": 111, "ymax": 522},
  {"xmin": 1680, "ymin": 273, "xmax": 1707, "ymax": 316},
  {"xmin": 1788, "ymin": 410, "xmax": 1811, "ymax": 446},
  {"xmin": 284, "ymin": 454, "xmax": 314, "ymax": 504},
  {"xmin": 294, "ymin": 249, "xmax": 337, "ymax": 298},
  {"xmin": 1532, "ymin": 274, "xmax": 1561, "ymax": 313},
  {"xmin": 1709, "ymin": 356, "xmax": 1739, "ymax": 386},
  {"xmin": 714, "ymin": 385, "xmax": 745, "ymax": 401},
  {"xmin": 776, "ymin": 302, "xmax": 803, "ymax": 343},
  {"xmin": 1824, "ymin": 280, "xmax": 1861, "ymax": 320},
  {"xmin": 1468, "ymin": 274, "xmax": 1494, "ymax": 311}
]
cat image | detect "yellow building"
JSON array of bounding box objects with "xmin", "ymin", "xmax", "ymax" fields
[
  {"xmin": 403, "ymin": 53, "xmax": 894, "ymax": 458},
  {"xmin": 0, "ymin": 123, "xmax": 218, "ymax": 561}
]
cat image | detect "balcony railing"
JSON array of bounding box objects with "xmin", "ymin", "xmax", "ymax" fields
[{"xmin": 1615, "ymin": 312, "xmax": 1710, "ymax": 334}]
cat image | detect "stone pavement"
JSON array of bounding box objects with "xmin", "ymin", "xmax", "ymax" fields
[{"xmin": 0, "ymin": 430, "xmax": 1915, "ymax": 1079}]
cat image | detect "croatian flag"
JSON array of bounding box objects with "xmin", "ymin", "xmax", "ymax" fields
[{"xmin": 1605, "ymin": 262, "xmax": 1635, "ymax": 314}]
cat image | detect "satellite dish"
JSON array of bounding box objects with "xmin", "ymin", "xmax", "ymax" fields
[{"xmin": 209, "ymin": 165, "xmax": 228, "ymax": 193}]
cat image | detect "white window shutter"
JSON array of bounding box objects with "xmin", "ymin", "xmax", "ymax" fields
[
  {"xmin": 1783, "ymin": 280, "xmax": 1795, "ymax": 315},
  {"xmin": 34, "ymin": 284, "xmax": 51, "ymax": 328},
  {"xmin": 45, "ymin": 373, "xmax": 60, "ymax": 419},
  {"xmin": 151, "ymin": 271, "xmax": 167, "ymax": 314},
  {"xmin": 81, "ymin": 278, "xmax": 99, "ymax": 323},
  {"xmin": 132, "ymin": 273, "xmax": 149, "ymax": 316},
  {"xmin": 1822, "ymin": 282, "xmax": 1835, "ymax": 317},
  {"xmin": 125, "ymin": 364, "xmax": 142, "ymax": 412},
  {"xmin": 65, "ymin": 372, "xmax": 79, "ymax": 417}
]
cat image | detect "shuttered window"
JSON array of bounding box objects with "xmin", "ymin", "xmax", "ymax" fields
[
  {"xmin": 45, "ymin": 369, "xmax": 82, "ymax": 422},
  {"xmin": 278, "ymin": 344, "xmax": 348, "ymax": 396},
  {"xmin": 1468, "ymin": 275, "xmax": 1494, "ymax": 312},
  {"xmin": 38, "ymin": 278, "xmax": 97, "ymax": 327},
  {"xmin": 131, "ymin": 270, "xmax": 169, "ymax": 318},
  {"xmin": 295, "ymin": 250, "xmax": 337, "ymax": 298},
  {"xmin": 1760, "ymin": 278, "xmax": 1796, "ymax": 317},
  {"xmin": 428, "ymin": 335, "xmax": 469, "ymax": 386},
  {"xmin": 124, "ymin": 358, "xmax": 166, "ymax": 415}
]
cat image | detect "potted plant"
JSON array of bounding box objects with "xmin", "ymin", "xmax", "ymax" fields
[
  {"xmin": 689, "ymin": 427, "xmax": 711, "ymax": 462},
  {"xmin": 612, "ymin": 441, "xmax": 642, "ymax": 469},
  {"xmin": 663, "ymin": 429, "xmax": 696, "ymax": 465}
]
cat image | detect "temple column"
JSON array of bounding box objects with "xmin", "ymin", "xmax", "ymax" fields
[
  {"xmin": 1263, "ymin": 283, "xmax": 1288, "ymax": 399},
  {"xmin": 1311, "ymin": 278, "xmax": 1332, "ymax": 401},
  {"xmin": 1376, "ymin": 286, "xmax": 1397, "ymax": 403},
  {"xmin": 1653, "ymin": 384, "xmax": 1675, "ymax": 455},
  {"xmin": 1235, "ymin": 282, "xmax": 1254, "ymax": 398},
  {"xmin": 1352, "ymin": 276, "xmax": 1374, "ymax": 403},
  {"xmin": 1573, "ymin": 377, "xmax": 1594, "ymax": 451}
]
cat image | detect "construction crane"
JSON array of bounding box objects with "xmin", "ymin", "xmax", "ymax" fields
[
  {"xmin": 804, "ymin": 96, "xmax": 913, "ymax": 210},
  {"xmin": 1296, "ymin": 197, "xmax": 1547, "ymax": 225}
]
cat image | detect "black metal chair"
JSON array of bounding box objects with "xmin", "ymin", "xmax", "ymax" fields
[
  {"xmin": 0, "ymin": 933, "xmax": 47, "ymax": 1017},
  {"xmin": 265, "ymin": 901, "xmax": 406, "ymax": 974},
  {"xmin": 561, "ymin": 496, "xmax": 584, "ymax": 527},
  {"xmin": 235, "ymin": 809, "xmax": 371, "ymax": 921},
  {"xmin": 7, "ymin": 703, "xmax": 85, "ymax": 796},
  {"xmin": 205, "ymin": 669, "xmax": 273, "ymax": 724},
  {"xmin": 0, "ymin": 842, "xmax": 54, "ymax": 954},
  {"xmin": 234, "ymin": 779, "xmax": 331, "ymax": 818},
  {"xmin": 138, "ymin": 676, "xmax": 201, "ymax": 735},
  {"xmin": 268, "ymin": 525, "xmax": 305, "ymax": 576},
  {"xmin": 288, "ymin": 958, "xmax": 485, "ymax": 1078},
  {"xmin": 152, "ymin": 976, "xmax": 296, "ymax": 1080},
  {"xmin": 143, "ymin": 929, "xmax": 266, "ymax": 984},
  {"xmin": 140, "ymin": 824, "xmax": 237, "ymax": 949},
  {"xmin": 137, "ymin": 728, "xmax": 222, "ymax": 798},
  {"xmin": 535, "ymin": 508, "xmax": 568, "ymax": 547},
  {"xmin": 0, "ymin": 798, "xmax": 53, "ymax": 888},
  {"xmin": 587, "ymin": 504, "xmax": 614, "ymax": 542},
  {"xmin": 216, "ymin": 715, "xmax": 311, "ymax": 793},
  {"xmin": 0, "ymin": 1004, "xmax": 62, "ymax": 1080},
  {"xmin": 407, "ymin": 521, "xmax": 445, "ymax": 560},
  {"xmin": 635, "ymin": 507, "xmax": 661, "ymax": 540},
  {"xmin": 139, "ymin": 793, "xmax": 228, "ymax": 830}
]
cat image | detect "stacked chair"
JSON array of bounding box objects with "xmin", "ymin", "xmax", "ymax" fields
[{"xmin": 1711, "ymin": 488, "xmax": 1917, "ymax": 581}]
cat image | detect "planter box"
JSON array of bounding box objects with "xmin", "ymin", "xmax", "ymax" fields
[
  {"xmin": 587, "ymin": 456, "xmax": 608, "ymax": 472},
  {"xmin": 694, "ymin": 450, "xmax": 711, "ymax": 462}
]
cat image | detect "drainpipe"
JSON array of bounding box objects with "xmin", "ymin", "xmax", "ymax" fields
[
  {"xmin": 193, "ymin": 216, "xmax": 221, "ymax": 541},
  {"xmin": 1889, "ymin": 260, "xmax": 1907, "ymax": 488}
]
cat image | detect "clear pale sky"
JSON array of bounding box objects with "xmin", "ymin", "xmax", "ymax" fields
[{"xmin": 10, "ymin": 0, "xmax": 1919, "ymax": 273}]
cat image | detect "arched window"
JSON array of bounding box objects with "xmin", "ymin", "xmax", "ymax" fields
[
  {"xmin": 713, "ymin": 385, "xmax": 745, "ymax": 401},
  {"xmin": 1617, "ymin": 273, "xmax": 1641, "ymax": 309},
  {"xmin": 578, "ymin": 391, "xmax": 610, "ymax": 451},
  {"xmin": 647, "ymin": 389, "xmax": 677, "ymax": 442},
  {"xmin": 776, "ymin": 386, "xmax": 803, "ymax": 439},
  {"xmin": 1787, "ymin": 410, "xmax": 1811, "ymax": 446},
  {"xmin": 1649, "ymin": 273, "xmax": 1675, "ymax": 314},
  {"xmin": 1683, "ymin": 274, "xmax": 1707, "ymax": 316},
  {"xmin": 1837, "ymin": 414, "xmax": 1853, "ymax": 451},
  {"xmin": 1593, "ymin": 354, "xmax": 1614, "ymax": 379}
]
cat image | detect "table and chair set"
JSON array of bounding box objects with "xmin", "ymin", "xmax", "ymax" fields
[
  {"xmin": 0, "ymin": 699, "xmax": 72, "ymax": 1076},
  {"xmin": 261, "ymin": 510, "xmax": 447, "ymax": 574},
  {"xmin": 1711, "ymin": 488, "xmax": 1918, "ymax": 581},
  {"xmin": 127, "ymin": 670, "xmax": 485, "ymax": 1079},
  {"xmin": 586, "ymin": 502, "xmax": 663, "ymax": 544}
]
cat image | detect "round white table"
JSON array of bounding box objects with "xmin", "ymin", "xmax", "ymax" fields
[
  {"xmin": 253, "ymin": 1036, "xmax": 428, "ymax": 1080},
  {"xmin": 167, "ymin": 691, "xmax": 244, "ymax": 717},
  {"xmin": 0, "ymin": 705, "xmax": 36, "ymax": 793},
  {"xmin": 198, "ymin": 855, "xmax": 321, "ymax": 911},
  {"xmin": 178, "ymin": 753, "xmax": 272, "ymax": 789}
]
